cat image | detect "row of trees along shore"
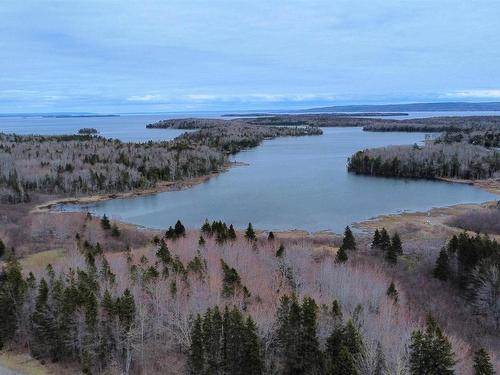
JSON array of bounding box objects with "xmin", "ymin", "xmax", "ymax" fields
[
  {"xmin": 0, "ymin": 124, "xmax": 320, "ymax": 203},
  {"xmin": 147, "ymin": 115, "xmax": 500, "ymax": 132},
  {"xmin": 348, "ymin": 141, "xmax": 500, "ymax": 179},
  {"xmin": 0, "ymin": 219, "xmax": 497, "ymax": 374}
]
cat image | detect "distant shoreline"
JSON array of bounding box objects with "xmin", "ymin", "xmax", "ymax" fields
[{"xmin": 222, "ymin": 112, "xmax": 408, "ymax": 117}]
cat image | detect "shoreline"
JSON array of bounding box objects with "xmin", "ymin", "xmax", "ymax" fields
[{"xmin": 33, "ymin": 162, "xmax": 238, "ymax": 213}]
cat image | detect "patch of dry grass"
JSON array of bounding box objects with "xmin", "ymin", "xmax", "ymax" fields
[{"xmin": 0, "ymin": 351, "xmax": 49, "ymax": 375}]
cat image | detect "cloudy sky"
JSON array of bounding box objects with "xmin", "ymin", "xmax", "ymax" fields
[{"xmin": 1, "ymin": 0, "xmax": 500, "ymax": 113}]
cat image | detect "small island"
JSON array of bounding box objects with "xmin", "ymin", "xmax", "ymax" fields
[{"xmin": 78, "ymin": 127, "xmax": 99, "ymax": 135}]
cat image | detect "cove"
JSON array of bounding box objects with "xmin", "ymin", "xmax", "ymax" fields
[{"xmin": 59, "ymin": 127, "xmax": 498, "ymax": 232}]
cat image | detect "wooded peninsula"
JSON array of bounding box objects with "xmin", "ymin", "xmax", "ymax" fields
[{"xmin": 0, "ymin": 114, "xmax": 499, "ymax": 375}]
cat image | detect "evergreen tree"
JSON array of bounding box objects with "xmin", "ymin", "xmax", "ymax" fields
[
  {"xmin": 245, "ymin": 223, "xmax": 256, "ymax": 241},
  {"xmin": 174, "ymin": 220, "xmax": 186, "ymax": 237},
  {"xmin": 242, "ymin": 316, "xmax": 263, "ymax": 375},
  {"xmin": 335, "ymin": 246, "xmax": 348, "ymax": 263},
  {"xmin": 0, "ymin": 238, "xmax": 5, "ymax": 259},
  {"xmin": 409, "ymin": 316, "xmax": 455, "ymax": 375},
  {"xmin": 386, "ymin": 281, "xmax": 399, "ymax": 303},
  {"xmin": 342, "ymin": 226, "xmax": 356, "ymax": 250},
  {"xmin": 31, "ymin": 278, "xmax": 59, "ymax": 360},
  {"xmin": 332, "ymin": 345, "xmax": 357, "ymax": 375},
  {"xmin": 201, "ymin": 220, "xmax": 212, "ymax": 236},
  {"xmin": 276, "ymin": 243, "xmax": 285, "ymax": 258},
  {"xmin": 111, "ymin": 224, "xmax": 120, "ymax": 237},
  {"xmin": 0, "ymin": 255, "xmax": 26, "ymax": 345},
  {"xmin": 117, "ymin": 289, "xmax": 135, "ymax": 330},
  {"xmin": 228, "ymin": 224, "xmax": 237, "ymax": 240},
  {"xmin": 385, "ymin": 243, "xmax": 398, "ymax": 265},
  {"xmin": 268, "ymin": 231, "xmax": 275, "ymax": 241},
  {"xmin": 325, "ymin": 321, "xmax": 360, "ymax": 375},
  {"xmin": 276, "ymin": 295, "xmax": 302, "ymax": 373},
  {"xmin": 203, "ymin": 307, "xmax": 223, "ymax": 373},
  {"xmin": 165, "ymin": 226, "xmax": 176, "ymax": 239},
  {"xmin": 379, "ymin": 228, "xmax": 391, "ymax": 251},
  {"xmin": 473, "ymin": 348, "xmax": 495, "ymax": 375},
  {"xmin": 190, "ymin": 314, "xmax": 205, "ymax": 374},
  {"xmin": 371, "ymin": 229, "xmax": 381, "ymax": 249},
  {"xmin": 300, "ymin": 297, "xmax": 324, "ymax": 373},
  {"xmin": 447, "ymin": 234, "xmax": 459, "ymax": 254},
  {"xmin": 276, "ymin": 295, "xmax": 323, "ymax": 374},
  {"xmin": 100, "ymin": 214, "xmax": 111, "ymax": 230},
  {"xmin": 156, "ymin": 241, "xmax": 171, "ymax": 276},
  {"xmin": 343, "ymin": 320, "xmax": 363, "ymax": 356},
  {"xmin": 433, "ymin": 248, "xmax": 450, "ymax": 281},
  {"xmin": 198, "ymin": 235, "xmax": 206, "ymax": 246},
  {"xmin": 391, "ymin": 232, "xmax": 403, "ymax": 254},
  {"xmin": 331, "ymin": 300, "xmax": 342, "ymax": 322}
]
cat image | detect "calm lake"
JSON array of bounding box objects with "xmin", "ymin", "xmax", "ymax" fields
[{"xmin": 57, "ymin": 127, "xmax": 497, "ymax": 232}]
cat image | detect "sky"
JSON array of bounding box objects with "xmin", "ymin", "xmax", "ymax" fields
[{"xmin": 1, "ymin": 0, "xmax": 500, "ymax": 113}]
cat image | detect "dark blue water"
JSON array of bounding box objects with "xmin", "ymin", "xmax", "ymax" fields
[{"xmin": 58, "ymin": 127, "xmax": 498, "ymax": 232}]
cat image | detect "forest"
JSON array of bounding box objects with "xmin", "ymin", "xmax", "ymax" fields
[
  {"xmin": 148, "ymin": 115, "xmax": 500, "ymax": 132},
  {"xmin": 431, "ymin": 231, "xmax": 500, "ymax": 331},
  {"xmin": 362, "ymin": 116, "xmax": 500, "ymax": 132},
  {"xmin": 1, "ymin": 216, "xmax": 497, "ymax": 375},
  {"xmin": 0, "ymin": 125, "xmax": 320, "ymax": 204},
  {"xmin": 347, "ymin": 137, "xmax": 500, "ymax": 180}
]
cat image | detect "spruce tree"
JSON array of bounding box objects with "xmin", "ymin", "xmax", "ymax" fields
[
  {"xmin": 342, "ymin": 226, "xmax": 356, "ymax": 250},
  {"xmin": 473, "ymin": 348, "xmax": 495, "ymax": 375},
  {"xmin": 333, "ymin": 345, "xmax": 357, "ymax": 375},
  {"xmin": 201, "ymin": 220, "xmax": 212, "ymax": 236},
  {"xmin": 198, "ymin": 235, "xmax": 206, "ymax": 246},
  {"xmin": 300, "ymin": 297, "xmax": 323, "ymax": 373},
  {"xmin": 371, "ymin": 229, "xmax": 381, "ymax": 249},
  {"xmin": 385, "ymin": 243, "xmax": 398, "ymax": 265},
  {"xmin": 335, "ymin": 246, "xmax": 348, "ymax": 263},
  {"xmin": 391, "ymin": 232, "xmax": 403, "ymax": 254},
  {"xmin": 245, "ymin": 223, "xmax": 256, "ymax": 241},
  {"xmin": 165, "ymin": 226, "xmax": 175, "ymax": 239},
  {"xmin": 190, "ymin": 314, "xmax": 205, "ymax": 374},
  {"xmin": 343, "ymin": 320, "xmax": 363, "ymax": 356},
  {"xmin": 276, "ymin": 243, "xmax": 285, "ymax": 258},
  {"xmin": 100, "ymin": 214, "xmax": 111, "ymax": 230},
  {"xmin": 325, "ymin": 321, "xmax": 360, "ymax": 375},
  {"xmin": 111, "ymin": 224, "xmax": 120, "ymax": 237},
  {"xmin": 203, "ymin": 307, "xmax": 223, "ymax": 373},
  {"xmin": 386, "ymin": 281, "xmax": 399, "ymax": 303},
  {"xmin": 0, "ymin": 255, "xmax": 26, "ymax": 344},
  {"xmin": 433, "ymin": 248, "xmax": 450, "ymax": 281},
  {"xmin": 117, "ymin": 289, "xmax": 135, "ymax": 330},
  {"xmin": 380, "ymin": 228, "xmax": 391, "ymax": 251},
  {"xmin": 331, "ymin": 300, "xmax": 342, "ymax": 322},
  {"xmin": 32, "ymin": 278, "xmax": 61, "ymax": 361},
  {"xmin": 174, "ymin": 220, "xmax": 186, "ymax": 237},
  {"xmin": 228, "ymin": 224, "xmax": 237, "ymax": 240},
  {"xmin": 276, "ymin": 295, "xmax": 302, "ymax": 373},
  {"xmin": 0, "ymin": 238, "xmax": 5, "ymax": 259},
  {"xmin": 409, "ymin": 316, "xmax": 455, "ymax": 375},
  {"xmin": 242, "ymin": 316, "xmax": 263, "ymax": 375},
  {"xmin": 222, "ymin": 307, "xmax": 245, "ymax": 374}
]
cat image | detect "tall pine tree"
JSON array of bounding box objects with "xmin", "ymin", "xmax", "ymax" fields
[
  {"xmin": 342, "ymin": 226, "xmax": 356, "ymax": 250},
  {"xmin": 433, "ymin": 248, "xmax": 450, "ymax": 281},
  {"xmin": 409, "ymin": 316, "xmax": 455, "ymax": 375},
  {"xmin": 473, "ymin": 348, "xmax": 495, "ymax": 375}
]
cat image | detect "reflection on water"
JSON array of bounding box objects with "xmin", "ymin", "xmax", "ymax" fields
[{"xmin": 59, "ymin": 127, "xmax": 498, "ymax": 232}]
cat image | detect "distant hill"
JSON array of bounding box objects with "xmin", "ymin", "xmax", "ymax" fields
[{"xmin": 306, "ymin": 101, "xmax": 500, "ymax": 112}]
